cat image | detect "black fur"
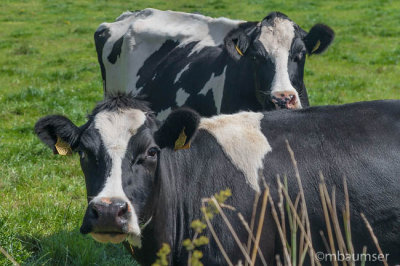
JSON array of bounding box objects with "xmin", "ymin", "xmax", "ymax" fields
[
  {"xmin": 94, "ymin": 27, "xmax": 110, "ymax": 88},
  {"xmin": 154, "ymin": 108, "xmax": 200, "ymax": 149},
  {"xmin": 107, "ymin": 35, "xmax": 124, "ymax": 64}
]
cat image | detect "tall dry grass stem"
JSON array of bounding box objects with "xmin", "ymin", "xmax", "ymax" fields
[
  {"xmin": 251, "ymin": 184, "xmax": 269, "ymax": 266},
  {"xmin": 360, "ymin": 213, "xmax": 388, "ymax": 266},
  {"xmin": 201, "ymin": 199, "xmax": 233, "ymax": 266},
  {"xmin": 0, "ymin": 246, "xmax": 19, "ymax": 266}
]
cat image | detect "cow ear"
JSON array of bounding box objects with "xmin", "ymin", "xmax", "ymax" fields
[
  {"xmin": 303, "ymin": 24, "xmax": 334, "ymax": 55},
  {"xmin": 34, "ymin": 115, "xmax": 80, "ymax": 155},
  {"xmin": 224, "ymin": 28, "xmax": 251, "ymax": 60},
  {"xmin": 154, "ymin": 108, "xmax": 200, "ymax": 150}
]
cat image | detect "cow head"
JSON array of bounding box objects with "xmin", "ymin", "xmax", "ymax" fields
[
  {"xmin": 225, "ymin": 12, "xmax": 334, "ymax": 110},
  {"xmin": 34, "ymin": 94, "xmax": 200, "ymax": 246}
]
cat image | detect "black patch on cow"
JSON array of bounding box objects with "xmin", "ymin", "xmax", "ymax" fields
[
  {"xmin": 107, "ymin": 35, "xmax": 124, "ymax": 64},
  {"xmin": 94, "ymin": 27, "xmax": 111, "ymax": 87},
  {"xmin": 136, "ymin": 40, "xmax": 180, "ymax": 88},
  {"xmin": 137, "ymin": 41, "xmax": 230, "ymax": 115}
]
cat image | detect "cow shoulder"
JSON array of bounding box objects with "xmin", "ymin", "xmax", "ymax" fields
[{"xmin": 199, "ymin": 112, "xmax": 271, "ymax": 191}]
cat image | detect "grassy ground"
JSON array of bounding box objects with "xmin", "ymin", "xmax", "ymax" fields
[{"xmin": 0, "ymin": 0, "xmax": 399, "ymax": 265}]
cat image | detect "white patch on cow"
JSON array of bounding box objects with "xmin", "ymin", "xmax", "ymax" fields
[
  {"xmin": 258, "ymin": 18, "xmax": 301, "ymax": 108},
  {"xmin": 176, "ymin": 88, "xmax": 190, "ymax": 107},
  {"xmin": 174, "ymin": 63, "xmax": 191, "ymax": 84},
  {"xmin": 156, "ymin": 107, "xmax": 172, "ymax": 121},
  {"xmin": 98, "ymin": 8, "xmax": 242, "ymax": 95},
  {"xmin": 91, "ymin": 108, "xmax": 146, "ymax": 245},
  {"xmin": 198, "ymin": 66, "xmax": 227, "ymax": 113},
  {"xmin": 199, "ymin": 112, "xmax": 271, "ymax": 192}
]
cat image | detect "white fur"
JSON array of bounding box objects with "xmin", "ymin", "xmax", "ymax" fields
[
  {"xmin": 199, "ymin": 112, "xmax": 271, "ymax": 192},
  {"xmin": 174, "ymin": 63, "xmax": 191, "ymax": 84},
  {"xmin": 92, "ymin": 109, "xmax": 146, "ymax": 244},
  {"xmin": 98, "ymin": 8, "xmax": 241, "ymax": 95},
  {"xmin": 156, "ymin": 107, "xmax": 172, "ymax": 121},
  {"xmin": 198, "ymin": 66, "xmax": 227, "ymax": 113},
  {"xmin": 258, "ymin": 18, "xmax": 301, "ymax": 108},
  {"xmin": 175, "ymin": 88, "xmax": 190, "ymax": 107}
]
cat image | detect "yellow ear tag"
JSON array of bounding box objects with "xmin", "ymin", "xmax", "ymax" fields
[
  {"xmin": 174, "ymin": 127, "xmax": 190, "ymax": 151},
  {"xmin": 311, "ymin": 40, "xmax": 321, "ymax": 53},
  {"xmin": 55, "ymin": 136, "xmax": 72, "ymax": 156},
  {"xmin": 235, "ymin": 45, "xmax": 244, "ymax": 56}
]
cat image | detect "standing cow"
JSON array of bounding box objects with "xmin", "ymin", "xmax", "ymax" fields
[
  {"xmin": 95, "ymin": 9, "xmax": 334, "ymax": 119},
  {"xmin": 35, "ymin": 94, "xmax": 400, "ymax": 265}
]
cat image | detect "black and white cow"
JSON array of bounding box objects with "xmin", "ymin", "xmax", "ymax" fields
[
  {"xmin": 95, "ymin": 9, "xmax": 334, "ymax": 119},
  {"xmin": 35, "ymin": 94, "xmax": 400, "ymax": 265}
]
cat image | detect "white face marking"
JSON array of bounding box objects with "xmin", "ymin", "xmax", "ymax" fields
[
  {"xmin": 199, "ymin": 112, "xmax": 271, "ymax": 192},
  {"xmin": 176, "ymin": 88, "xmax": 190, "ymax": 107},
  {"xmin": 174, "ymin": 63, "xmax": 191, "ymax": 84},
  {"xmin": 92, "ymin": 108, "xmax": 146, "ymax": 243},
  {"xmin": 198, "ymin": 66, "xmax": 227, "ymax": 113},
  {"xmin": 258, "ymin": 18, "xmax": 301, "ymax": 108},
  {"xmin": 156, "ymin": 107, "xmax": 172, "ymax": 121},
  {"xmin": 99, "ymin": 8, "xmax": 241, "ymax": 95}
]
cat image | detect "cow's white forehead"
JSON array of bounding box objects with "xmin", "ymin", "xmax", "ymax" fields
[
  {"xmin": 94, "ymin": 109, "xmax": 146, "ymax": 157},
  {"xmin": 258, "ymin": 18, "xmax": 295, "ymax": 58}
]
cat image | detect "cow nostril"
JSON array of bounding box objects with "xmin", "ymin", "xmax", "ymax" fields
[
  {"xmin": 91, "ymin": 205, "xmax": 99, "ymax": 219},
  {"xmin": 117, "ymin": 202, "xmax": 128, "ymax": 217}
]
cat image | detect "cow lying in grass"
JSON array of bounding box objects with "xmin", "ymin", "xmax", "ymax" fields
[{"xmin": 35, "ymin": 94, "xmax": 400, "ymax": 265}]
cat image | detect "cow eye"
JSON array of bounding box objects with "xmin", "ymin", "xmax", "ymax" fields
[
  {"xmin": 147, "ymin": 147, "xmax": 159, "ymax": 157},
  {"xmin": 293, "ymin": 50, "xmax": 306, "ymax": 62}
]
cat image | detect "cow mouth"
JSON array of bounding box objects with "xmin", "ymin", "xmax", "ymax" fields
[
  {"xmin": 90, "ymin": 232, "xmax": 128, "ymax": 244},
  {"xmin": 271, "ymin": 94, "xmax": 299, "ymax": 109}
]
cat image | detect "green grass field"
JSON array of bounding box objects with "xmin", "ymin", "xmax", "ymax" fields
[{"xmin": 0, "ymin": 0, "xmax": 399, "ymax": 264}]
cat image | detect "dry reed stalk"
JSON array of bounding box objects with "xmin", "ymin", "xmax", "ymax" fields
[
  {"xmin": 0, "ymin": 246, "xmax": 19, "ymax": 266},
  {"xmin": 201, "ymin": 199, "xmax": 233, "ymax": 266},
  {"xmin": 328, "ymin": 186, "xmax": 348, "ymax": 259},
  {"xmin": 360, "ymin": 213, "xmax": 388, "ymax": 266},
  {"xmin": 298, "ymin": 204, "xmax": 308, "ymax": 266},
  {"xmin": 360, "ymin": 246, "xmax": 367, "ymax": 266},
  {"xmin": 278, "ymin": 175, "xmax": 286, "ymax": 240},
  {"xmin": 279, "ymin": 184, "xmax": 322, "ymax": 266},
  {"xmin": 251, "ymin": 184, "xmax": 270, "ymax": 266},
  {"xmin": 343, "ymin": 178, "xmax": 354, "ymax": 256},
  {"xmin": 285, "ymin": 140, "xmax": 315, "ymax": 266},
  {"xmin": 210, "ymin": 196, "xmax": 252, "ymax": 265},
  {"xmin": 275, "ymin": 255, "xmax": 283, "ymax": 266},
  {"xmin": 319, "ymin": 183, "xmax": 338, "ymax": 266},
  {"xmin": 237, "ymin": 213, "xmax": 267, "ymax": 266},
  {"xmin": 268, "ymin": 193, "xmax": 291, "ymax": 265},
  {"xmin": 246, "ymin": 192, "xmax": 260, "ymax": 266},
  {"xmin": 319, "ymin": 230, "xmax": 331, "ymax": 255}
]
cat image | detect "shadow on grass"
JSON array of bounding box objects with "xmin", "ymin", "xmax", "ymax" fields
[{"xmin": 20, "ymin": 229, "xmax": 137, "ymax": 265}]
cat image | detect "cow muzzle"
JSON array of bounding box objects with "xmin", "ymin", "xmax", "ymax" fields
[
  {"xmin": 271, "ymin": 91, "xmax": 301, "ymax": 109},
  {"xmin": 80, "ymin": 197, "xmax": 131, "ymax": 244}
]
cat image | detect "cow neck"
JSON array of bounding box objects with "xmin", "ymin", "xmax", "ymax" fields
[
  {"xmin": 251, "ymin": 59, "xmax": 268, "ymax": 109},
  {"xmin": 138, "ymin": 148, "xmax": 186, "ymax": 264}
]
